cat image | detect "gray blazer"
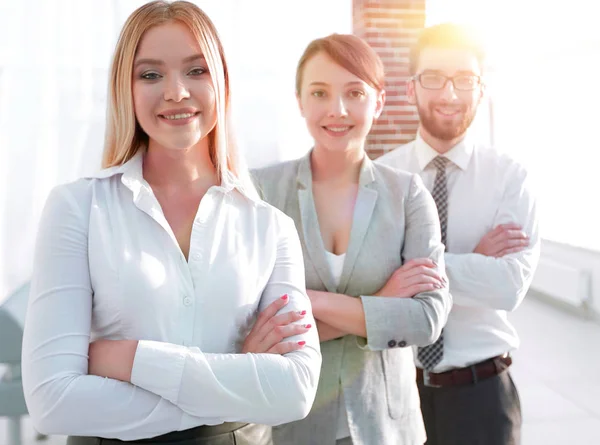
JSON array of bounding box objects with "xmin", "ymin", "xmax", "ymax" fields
[{"xmin": 252, "ymin": 152, "xmax": 451, "ymax": 445}]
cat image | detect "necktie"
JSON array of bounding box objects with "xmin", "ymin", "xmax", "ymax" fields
[{"xmin": 417, "ymin": 156, "xmax": 449, "ymax": 370}]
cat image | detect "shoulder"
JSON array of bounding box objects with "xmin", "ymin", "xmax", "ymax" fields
[
  {"xmin": 229, "ymin": 186, "xmax": 297, "ymax": 228},
  {"xmin": 45, "ymin": 178, "xmax": 98, "ymax": 213},
  {"xmin": 376, "ymin": 140, "xmax": 415, "ymax": 169},
  {"xmin": 370, "ymin": 160, "xmax": 422, "ymax": 199},
  {"xmin": 251, "ymin": 157, "xmax": 303, "ymax": 205},
  {"xmin": 476, "ymin": 145, "xmax": 530, "ymax": 183},
  {"xmin": 251, "ymin": 158, "xmax": 302, "ymax": 185}
]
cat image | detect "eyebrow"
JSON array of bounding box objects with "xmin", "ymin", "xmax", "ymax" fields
[
  {"xmin": 308, "ymin": 81, "xmax": 366, "ymax": 87},
  {"xmin": 134, "ymin": 54, "xmax": 205, "ymax": 68},
  {"xmin": 422, "ymin": 69, "xmax": 478, "ymax": 76}
]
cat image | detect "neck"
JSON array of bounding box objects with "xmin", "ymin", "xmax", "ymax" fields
[
  {"xmin": 311, "ymin": 144, "xmax": 365, "ymax": 185},
  {"xmin": 143, "ymin": 139, "xmax": 217, "ymax": 190},
  {"xmin": 418, "ymin": 126, "xmax": 467, "ymax": 155}
]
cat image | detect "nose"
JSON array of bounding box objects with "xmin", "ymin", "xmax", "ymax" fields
[
  {"xmin": 439, "ymin": 79, "xmax": 458, "ymax": 101},
  {"xmin": 163, "ymin": 74, "xmax": 190, "ymax": 102},
  {"xmin": 327, "ymin": 95, "xmax": 348, "ymax": 118}
]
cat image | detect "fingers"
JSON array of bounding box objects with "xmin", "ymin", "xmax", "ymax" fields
[
  {"xmin": 267, "ymin": 340, "xmax": 307, "ymax": 355},
  {"xmin": 399, "ymin": 265, "xmax": 444, "ymax": 282},
  {"xmin": 260, "ymin": 323, "xmax": 312, "ymax": 352},
  {"xmin": 404, "ymin": 282, "xmax": 443, "ymax": 297},
  {"xmin": 403, "ymin": 273, "xmax": 445, "ymax": 289},
  {"xmin": 401, "ymin": 258, "xmax": 437, "ymax": 270},
  {"xmin": 491, "ymin": 229, "xmax": 529, "ymax": 254},
  {"xmin": 496, "ymin": 245, "xmax": 528, "ymax": 257},
  {"xmin": 253, "ymin": 294, "xmax": 290, "ymax": 332},
  {"xmin": 494, "ymin": 223, "xmax": 522, "ymax": 233},
  {"xmin": 254, "ymin": 309, "xmax": 307, "ymax": 344}
]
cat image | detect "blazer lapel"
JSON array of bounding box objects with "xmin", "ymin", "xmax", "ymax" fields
[
  {"xmin": 338, "ymin": 157, "xmax": 378, "ymax": 294},
  {"xmin": 297, "ymin": 154, "xmax": 338, "ymax": 293}
]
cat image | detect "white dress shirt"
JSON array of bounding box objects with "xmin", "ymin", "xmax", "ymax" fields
[
  {"xmin": 377, "ymin": 134, "xmax": 540, "ymax": 372},
  {"xmin": 21, "ymin": 152, "xmax": 321, "ymax": 440}
]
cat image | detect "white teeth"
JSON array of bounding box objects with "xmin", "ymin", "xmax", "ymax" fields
[
  {"xmin": 326, "ymin": 126, "xmax": 349, "ymax": 132},
  {"xmin": 163, "ymin": 112, "xmax": 195, "ymax": 120}
]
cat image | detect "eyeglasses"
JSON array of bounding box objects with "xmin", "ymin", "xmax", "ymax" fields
[{"xmin": 413, "ymin": 73, "xmax": 482, "ymax": 91}]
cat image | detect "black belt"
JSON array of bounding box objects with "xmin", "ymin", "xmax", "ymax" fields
[
  {"xmin": 417, "ymin": 355, "xmax": 512, "ymax": 388},
  {"xmin": 99, "ymin": 422, "xmax": 249, "ymax": 443}
]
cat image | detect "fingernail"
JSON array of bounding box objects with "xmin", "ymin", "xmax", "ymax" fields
[
  {"xmin": 299, "ymin": 310, "xmax": 307, "ymax": 316},
  {"xmin": 281, "ymin": 294, "xmax": 288, "ymax": 300},
  {"xmin": 298, "ymin": 341, "xmax": 306, "ymax": 346},
  {"xmin": 304, "ymin": 324, "xmax": 312, "ymax": 329}
]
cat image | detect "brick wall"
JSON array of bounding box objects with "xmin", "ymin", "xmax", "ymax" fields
[{"xmin": 353, "ymin": 0, "xmax": 426, "ymax": 159}]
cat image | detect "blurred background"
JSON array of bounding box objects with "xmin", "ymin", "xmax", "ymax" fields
[{"xmin": 1, "ymin": 0, "xmax": 599, "ymax": 444}]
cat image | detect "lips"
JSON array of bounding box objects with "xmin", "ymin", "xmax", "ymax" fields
[
  {"xmin": 158, "ymin": 108, "xmax": 199, "ymax": 120},
  {"xmin": 433, "ymin": 104, "xmax": 465, "ymax": 117},
  {"xmin": 321, "ymin": 124, "xmax": 354, "ymax": 137}
]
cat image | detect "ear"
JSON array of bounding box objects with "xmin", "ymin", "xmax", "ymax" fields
[
  {"xmin": 296, "ymin": 92, "xmax": 305, "ymax": 117},
  {"xmin": 374, "ymin": 89, "xmax": 386, "ymax": 119},
  {"xmin": 406, "ymin": 77, "xmax": 417, "ymax": 105},
  {"xmin": 478, "ymin": 82, "xmax": 486, "ymax": 103}
]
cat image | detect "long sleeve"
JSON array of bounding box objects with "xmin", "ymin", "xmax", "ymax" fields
[
  {"xmin": 444, "ymin": 166, "xmax": 540, "ymax": 311},
  {"xmin": 359, "ymin": 175, "xmax": 452, "ymax": 350},
  {"xmin": 130, "ymin": 213, "xmax": 321, "ymax": 426},
  {"xmin": 21, "ymin": 184, "xmax": 198, "ymax": 440}
]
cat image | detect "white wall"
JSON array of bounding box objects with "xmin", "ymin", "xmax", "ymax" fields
[{"xmin": 0, "ymin": 0, "xmax": 352, "ymax": 302}]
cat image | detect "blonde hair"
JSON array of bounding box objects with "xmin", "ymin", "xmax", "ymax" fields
[{"xmin": 102, "ymin": 0, "xmax": 245, "ymax": 188}]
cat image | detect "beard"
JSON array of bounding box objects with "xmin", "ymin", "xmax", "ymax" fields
[{"xmin": 416, "ymin": 100, "xmax": 477, "ymax": 141}]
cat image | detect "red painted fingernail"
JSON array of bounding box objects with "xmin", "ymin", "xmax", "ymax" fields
[
  {"xmin": 298, "ymin": 341, "xmax": 306, "ymax": 346},
  {"xmin": 281, "ymin": 294, "xmax": 288, "ymax": 300},
  {"xmin": 300, "ymin": 310, "xmax": 307, "ymax": 316},
  {"xmin": 304, "ymin": 324, "xmax": 312, "ymax": 329}
]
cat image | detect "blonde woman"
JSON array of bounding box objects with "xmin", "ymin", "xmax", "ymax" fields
[{"xmin": 21, "ymin": 2, "xmax": 320, "ymax": 445}]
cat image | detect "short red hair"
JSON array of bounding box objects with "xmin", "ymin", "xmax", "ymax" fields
[{"xmin": 295, "ymin": 34, "xmax": 385, "ymax": 95}]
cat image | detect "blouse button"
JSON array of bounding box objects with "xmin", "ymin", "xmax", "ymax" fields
[
  {"xmin": 183, "ymin": 297, "xmax": 192, "ymax": 306},
  {"xmin": 192, "ymin": 253, "xmax": 201, "ymax": 261}
]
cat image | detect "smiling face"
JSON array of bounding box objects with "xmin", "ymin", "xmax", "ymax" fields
[
  {"xmin": 407, "ymin": 47, "xmax": 484, "ymax": 146},
  {"xmin": 297, "ymin": 52, "xmax": 384, "ymax": 155},
  {"xmin": 132, "ymin": 20, "xmax": 217, "ymax": 153}
]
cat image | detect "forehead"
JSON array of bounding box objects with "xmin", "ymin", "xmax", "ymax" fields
[
  {"xmin": 136, "ymin": 21, "xmax": 201, "ymax": 58},
  {"xmin": 302, "ymin": 52, "xmax": 368, "ymax": 87},
  {"xmin": 417, "ymin": 47, "xmax": 481, "ymax": 75}
]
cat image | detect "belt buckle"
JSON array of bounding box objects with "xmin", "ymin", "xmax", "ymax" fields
[{"xmin": 422, "ymin": 369, "xmax": 442, "ymax": 388}]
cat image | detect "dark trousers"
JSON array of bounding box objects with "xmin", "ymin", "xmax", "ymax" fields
[
  {"xmin": 66, "ymin": 423, "xmax": 272, "ymax": 445},
  {"xmin": 417, "ymin": 370, "xmax": 521, "ymax": 445}
]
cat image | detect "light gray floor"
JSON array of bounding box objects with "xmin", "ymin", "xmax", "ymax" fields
[{"xmin": 2, "ymin": 295, "xmax": 599, "ymax": 445}]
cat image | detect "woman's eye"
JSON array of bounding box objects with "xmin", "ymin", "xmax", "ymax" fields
[
  {"xmin": 188, "ymin": 67, "xmax": 206, "ymax": 76},
  {"xmin": 311, "ymin": 90, "xmax": 325, "ymax": 98},
  {"xmin": 349, "ymin": 90, "xmax": 365, "ymax": 98},
  {"xmin": 140, "ymin": 71, "xmax": 161, "ymax": 80}
]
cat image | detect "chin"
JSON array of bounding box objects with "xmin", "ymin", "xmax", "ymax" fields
[{"xmin": 156, "ymin": 136, "xmax": 203, "ymax": 152}]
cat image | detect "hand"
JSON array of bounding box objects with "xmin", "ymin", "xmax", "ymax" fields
[
  {"xmin": 376, "ymin": 258, "xmax": 446, "ymax": 298},
  {"xmin": 88, "ymin": 339, "xmax": 138, "ymax": 382},
  {"xmin": 474, "ymin": 223, "xmax": 529, "ymax": 257},
  {"xmin": 242, "ymin": 294, "xmax": 311, "ymax": 355}
]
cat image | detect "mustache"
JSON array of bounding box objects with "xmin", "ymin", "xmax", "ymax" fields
[{"xmin": 429, "ymin": 102, "xmax": 467, "ymax": 111}]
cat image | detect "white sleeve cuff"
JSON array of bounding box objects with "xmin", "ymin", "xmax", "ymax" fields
[{"xmin": 130, "ymin": 340, "xmax": 187, "ymax": 404}]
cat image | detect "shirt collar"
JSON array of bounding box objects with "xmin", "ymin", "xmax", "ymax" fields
[
  {"xmin": 414, "ymin": 131, "xmax": 474, "ymax": 172},
  {"xmin": 85, "ymin": 150, "xmax": 257, "ymax": 202}
]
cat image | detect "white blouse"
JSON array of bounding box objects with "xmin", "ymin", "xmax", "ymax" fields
[
  {"xmin": 21, "ymin": 152, "xmax": 321, "ymax": 440},
  {"xmin": 325, "ymin": 251, "xmax": 352, "ymax": 441}
]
